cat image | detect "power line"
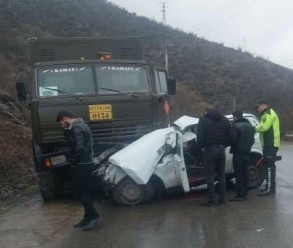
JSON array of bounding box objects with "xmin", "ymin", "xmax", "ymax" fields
[
  {"xmin": 193, "ymin": 0, "xmax": 241, "ymax": 34},
  {"xmin": 200, "ymin": 0, "xmax": 262, "ymax": 37}
]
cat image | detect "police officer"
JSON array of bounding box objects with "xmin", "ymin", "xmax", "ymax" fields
[
  {"xmin": 56, "ymin": 110, "xmax": 100, "ymax": 231},
  {"xmin": 229, "ymin": 110, "xmax": 255, "ymax": 201},
  {"xmin": 255, "ymin": 101, "xmax": 280, "ymax": 196},
  {"xmin": 197, "ymin": 107, "xmax": 233, "ymax": 206}
]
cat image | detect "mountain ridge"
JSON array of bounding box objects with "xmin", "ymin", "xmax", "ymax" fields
[{"xmin": 0, "ymin": 0, "xmax": 292, "ymax": 131}]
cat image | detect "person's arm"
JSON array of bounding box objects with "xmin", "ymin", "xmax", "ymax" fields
[
  {"xmin": 71, "ymin": 125, "xmax": 85, "ymax": 165},
  {"xmin": 250, "ymin": 124, "xmax": 255, "ymax": 147},
  {"xmin": 255, "ymin": 113, "xmax": 274, "ymax": 132},
  {"xmin": 197, "ymin": 118, "xmax": 205, "ymax": 150},
  {"xmin": 229, "ymin": 123, "xmax": 237, "ymax": 146}
]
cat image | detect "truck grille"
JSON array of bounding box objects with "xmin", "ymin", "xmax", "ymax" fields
[
  {"xmin": 41, "ymin": 120, "xmax": 154, "ymax": 144},
  {"xmin": 88, "ymin": 120, "xmax": 153, "ymax": 143}
]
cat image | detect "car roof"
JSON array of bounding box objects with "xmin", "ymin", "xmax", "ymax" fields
[
  {"xmin": 225, "ymin": 113, "xmax": 258, "ymax": 120},
  {"xmin": 173, "ymin": 115, "xmax": 199, "ymax": 131},
  {"xmin": 173, "ymin": 113, "xmax": 259, "ymax": 132}
]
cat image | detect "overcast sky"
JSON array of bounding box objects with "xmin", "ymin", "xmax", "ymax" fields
[{"xmin": 108, "ymin": 0, "xmax": 293, "ymax": 69}]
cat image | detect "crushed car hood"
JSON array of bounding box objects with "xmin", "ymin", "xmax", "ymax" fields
[
  {"xmin": 108, "ymin": 127, "xmax": 174, "ymax": 184},
  {"xmin": 108, "ymin": 116, "xmax": 198, "ymax": 185}
]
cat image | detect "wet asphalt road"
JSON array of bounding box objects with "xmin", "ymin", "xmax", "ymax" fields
[{"xmin": 1, "ymin": 143, "xmax": 293, "ymax": 248}]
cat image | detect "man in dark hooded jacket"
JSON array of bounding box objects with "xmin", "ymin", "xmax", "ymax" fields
[
  {"xmin": 197, "ymin": 107, "xmax": 233, "ymax": 206},
  {"xmin": 229, "ymin": 110, "xmax": 255, "ymax": 201},
  {"xmin": 56, "ymin": 110, "xmax": 100, "ymax": 231}
]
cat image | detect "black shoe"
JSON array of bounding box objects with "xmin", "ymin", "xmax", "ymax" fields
[
  {"xmin": 73, "ymin": 219, "xmax": 89, "ymax": 228},
  {"xmin": 82, "ymin": 218, "xmax": 99, "ymax": 231},
  {"xmin": 217, "ymin": 201, "xmax": 225, "ymax": 206},
  {"xmin": 201, "ymin": 201, "xmax": 217, "ymax": 207},
  {"xmin": 229, "ymin": 196, "xmax": 244, "ymax": 202},
  {"xmin": 257, "ymin": 190, "xmax": 275, "ymax": 196},
  {"xmin": 259, "ymin": 188, "xmax": 267, "ymax": 193}
]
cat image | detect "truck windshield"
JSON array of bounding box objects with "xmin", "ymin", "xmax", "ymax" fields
[
  {"xmin": 36, "ymin": 64, "xmax": 149, "ymax": 97},
  {"xmin": 37, "ymin": 66, "xmax": 95, "ymax": 97},
  {"xmin": 96, "ymin": 65, "xmax": 149, "ymax": 93}
]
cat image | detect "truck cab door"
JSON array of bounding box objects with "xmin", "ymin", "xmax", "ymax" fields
[
  {"xmin": 167, "ymin": 131, "xmax": 190, "ymax": 192},
  {"xmin": 154, "ymin": 68, "xmax": 171, "ymax": 126}
]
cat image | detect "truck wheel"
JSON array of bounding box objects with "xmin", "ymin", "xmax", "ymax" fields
[
  {"xmin": 37, "ymin": 171, "xmax": 64, "ymax": 201},
  {"xmin": 248, "ymin": 156, "xmax": 265, "ymax": 189},
  {"xmin": 112, "ymin": 177, "xmax": 145, "ymax": 206}
]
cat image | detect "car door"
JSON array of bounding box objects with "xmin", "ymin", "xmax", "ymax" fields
[{"xmin": 172, "ymin": 130, "xmax": 190, "ymax": 192}]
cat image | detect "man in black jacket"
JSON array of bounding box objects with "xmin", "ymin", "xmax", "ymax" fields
[
  {"xmin": 197, "ymin": 107, "xmax": 233, "ymax": 207},
  {"xmin": 56, "ymin": 110, "xmax": 100, "ymax": 231},
  {"xmin": 229, "ymin": 110, "xmax": 255, "ymax": 201}
]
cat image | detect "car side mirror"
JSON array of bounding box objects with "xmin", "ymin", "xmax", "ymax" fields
[
  {"xmin": 167, "ymin": 78, "xmax": 176, "ymax": 95},
  {"xmin": 16, "ymin": 81, "xmax": 27, "ymax": 101}
]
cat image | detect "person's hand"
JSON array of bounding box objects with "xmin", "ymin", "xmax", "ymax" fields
[{"xmin": 69, "ymin": 159, "xmax": 78, "ymax": 168}]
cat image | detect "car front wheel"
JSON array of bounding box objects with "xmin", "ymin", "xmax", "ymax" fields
[
  {"xmin": 111, "ymin": 177, "xmax": 146, "ymax": 206},
  {"xmin": 248, "ymin": 156, "xmax": 265, "ymax": 189}
]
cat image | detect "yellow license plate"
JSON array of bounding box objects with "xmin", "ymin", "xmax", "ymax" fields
[{"xmin": 88, "ymin": 104, "xmax": 113, "ymax": 120}]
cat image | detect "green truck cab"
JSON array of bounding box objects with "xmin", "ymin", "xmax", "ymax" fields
[{"xmin": 16, "ymin": 37, "xmax": 176, "ymax": 201}]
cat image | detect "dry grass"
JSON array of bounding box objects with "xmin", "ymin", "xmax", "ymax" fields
[
  {"xmin": 0, "ymin": 121, "xmax": 35, "ymax": 199},
  {"xmin": 0, "ymin": 91, "xmax": 35, "ymax": 200}
]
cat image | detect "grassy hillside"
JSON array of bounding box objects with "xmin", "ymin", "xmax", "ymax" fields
[{"xmin": 0, "ymin": 0, "xmax": 293, "ymax": 129}]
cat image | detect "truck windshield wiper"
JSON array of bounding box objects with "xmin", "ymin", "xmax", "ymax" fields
[
  {"xmin": 98, "ymin": 87, "xmax": 138, "ymax": 99},
  {"xmin": 43, "ymin": 87, "xmax": 84, "ymax": 101}
]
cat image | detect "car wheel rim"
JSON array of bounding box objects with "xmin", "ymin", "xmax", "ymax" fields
[
  {"xmin": 121, "ymin": 184, "xmax": 142, "ymax": 204},
  {"xmin": 249, "ymin": 166, "xmax": 258, "ymax": 181}
]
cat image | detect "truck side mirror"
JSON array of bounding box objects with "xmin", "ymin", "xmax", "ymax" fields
[
  {"xmin": 167, "ymin": 78, "xmax": 176, "ymax": 95},
  {"xmin": 16, "ymin": 81, "xmax": 27, "ymax": 101}
]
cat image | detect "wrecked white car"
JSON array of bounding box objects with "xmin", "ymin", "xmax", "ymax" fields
[{"xmin": 94, "ymin": 114, "xmax": 264, "ymax": 205}]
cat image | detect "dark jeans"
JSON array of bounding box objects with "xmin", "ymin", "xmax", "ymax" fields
[
  {"xmin": 233, "ymin": 152, "xmax": 250, "ymax": 197},
  {"xmin": 204, "ymin": 145, "xmax": 226, "ymax": 203},
  {"xmin": 263, "ymin": 147, "xmax": 278, "ymax": 192},
  {"xmin": 72, "ymin": 163, "xmax": 100, "ymax": 221}
]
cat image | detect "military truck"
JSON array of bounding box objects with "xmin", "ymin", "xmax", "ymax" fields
[{"xmin": 16, "ymin": 37, "xmax": 176, "ymax": 201}]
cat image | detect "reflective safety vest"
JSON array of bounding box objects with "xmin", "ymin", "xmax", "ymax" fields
[{"xmin": 256, "ymin": 108, "xmax": 280, "ymax": 148}]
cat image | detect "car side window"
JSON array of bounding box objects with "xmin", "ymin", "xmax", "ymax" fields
[
  {"xmin": 244, "ymin": 116, "xmax": 259, "ymax": 127},
  {"xmin": 228, "ymin": 115, "xmax": 259, "ymax": 127}
]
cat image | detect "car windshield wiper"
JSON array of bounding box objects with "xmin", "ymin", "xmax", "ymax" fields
[
  {"xmin": 98, "ymin": 87, "xmax": 138, "ymax": 99},
  {"xmin": 42, "ymin": 87, "xmax": 84, "ymax": 101}
]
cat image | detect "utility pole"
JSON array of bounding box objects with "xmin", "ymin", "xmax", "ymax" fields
[
  {"xmin": 233, "ymin": 96, "xmax": 237, "ymax": 112},
  {"xmin": 220, "ymin": 96, "xmax": 237, "ymax": 113},
  {"xmin": 160, "ymin": 2, "xmax": 168, "ymax": 72},
  {"xmin": 160, "ymin": 2, "xmax": 166, "ymax": 25}
]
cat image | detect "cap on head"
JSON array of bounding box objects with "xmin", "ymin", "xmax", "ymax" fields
[
  {"xmin": 254, "ymin": 100, "xmax": 268, "ymax": 109},
  {"xmin": 233, "ymin": 110, "xmax": 243, "ymax": 119},
  {"xmin": 205, "ymin": 105, "xmax": 221, "ymax": 114},
  {"xmin": 55, "ymin": 110, "xmax": 74, "ymax": 122}
]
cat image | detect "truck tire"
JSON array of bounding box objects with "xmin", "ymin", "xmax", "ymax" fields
[
  {"xmin": 248, "ymin": 156, "xmax": 265, "ymax": 189},
  {"xmin": 111, "ymin": 177, "xmax": 145, "ymax": 206},
  {"xmin": 37, "ymin": 171, "xmax": 64, "ymax": 201}
]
